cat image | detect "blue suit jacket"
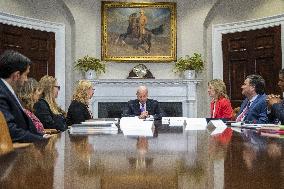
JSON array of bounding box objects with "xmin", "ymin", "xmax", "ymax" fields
[
  {"xmin": 237, "ymin": 94, "xmax": 268, "ymax": 124},
  {"xmin": 0, "ymin": 79, "xmax": 44, "ymax": 142},
  {"xmin": 123, "ymin": 99, "xmax": 163, "ymax": 120}
]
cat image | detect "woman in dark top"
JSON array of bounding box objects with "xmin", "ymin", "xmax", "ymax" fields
[
  {"xmin": 67, "ymin": 80, "xmax": 94, "ymax": 125},
  {"xmin": 34, "ymin": 75, "xmax": 67, "ymax": 131}
]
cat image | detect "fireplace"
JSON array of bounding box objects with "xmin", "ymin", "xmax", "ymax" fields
[
  {"xmin": 97, "ymin": 102, "xmax": 183, "ymax": 118},
  {"xmin": 90, "ymin": 79, "xmax": 201, "ymax": 118}
]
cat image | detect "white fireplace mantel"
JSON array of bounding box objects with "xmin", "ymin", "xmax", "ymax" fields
[{"xmin": 90, "ymin": 79, "xmax": 202, "ymax": 118}]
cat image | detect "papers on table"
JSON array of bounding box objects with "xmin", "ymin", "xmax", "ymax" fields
[
  {"xmin": 261, "ymin": 124, "xmax": 284, "ymax": 129},
  {"xmin": 258, "ymin": 125, "xmax": 284, "ymax": 138},
  {"xmin": 208, "ymin": 120, "xmax": 227, "ymax": 135},
  {"xmin": 120, "ymin": 117, "xmax": 154, "ymax": 137},
  {"xmin": 82, "ymin": 118, "xmax": 119, "ymax": 125},
  {"xmin": 230, "ymin": 122, "xmax": 278, "ymax": 129},
  {"xmin": 230, "ymin": 122, "xmax": 243, "ymax": 127},
  {"xmin": 70, "ymin": 117, "xmax": 283, "ymax": 136},
  {"xmin": 185, "ymin": 118, "xmax": 207, "ymax": 130},
  {"xmin": 162, "ymin": 117, "xmax": 187, "ymax": 127},
  {"xmin": 69, "ymin": 119, "xmax": 119, "ymax": 135},
  {"xmin": 260, "ymin": 132, "xmax": 284, "ymax": 138},
  {"xmin": 241, "ymin": 124, "xmax": 262, "ymax": 129},
  {"xmin": 145, "ymin": 115, "xmax": 154, "ymax": 121},
  {"xmin": 80, "ymin": 121, "xmax": 113, "ymax": 126},
  {"xmin": 70, "ymin": 123, "xmax": 118, "ymax": 135},
  {"xmin": 120, "ymin": 117, "xmax": 153, "ymax": 129},
  {"xmin": 122, "ymin": 127, "xmax": 153, "ymax": 136},
  {"xmin": 184, "ymin": 118, "xmax": 228, "ymax": 134}
]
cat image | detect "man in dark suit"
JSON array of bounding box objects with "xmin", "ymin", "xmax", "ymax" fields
[
  {"xmin": 123, "ymin": 86, "xmax": 163, "ymax": 120},
  {"xmin": 267, "ymin": 69, "xmax": 284, "ymax": 124},
  {"xmin": 236, "ymin": 74, "xmax": 268, "ymax": 124},
  {"xmin": 0, "ymin": 50, "xmax": 48, "ymax": 142}
]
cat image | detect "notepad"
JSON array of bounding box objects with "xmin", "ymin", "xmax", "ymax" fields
[{"xmin": 120, "ymin": 117, "xmax": 154, "ymax": 136}]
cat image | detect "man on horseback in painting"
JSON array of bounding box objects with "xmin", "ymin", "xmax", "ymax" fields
[
  {"xmin": 116, "ymin": 9, "xmax": 163, "ymax": 54},
  {"xmin": 127, "ymin": 13, "xmax": 139, "ymax": 38}
]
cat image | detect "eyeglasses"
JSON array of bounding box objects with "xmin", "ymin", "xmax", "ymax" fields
[{"xmin": 54, "ymin": 85, "xmax": 61, "ymax": 90}]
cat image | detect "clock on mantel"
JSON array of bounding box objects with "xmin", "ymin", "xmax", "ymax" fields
[{"xmin": 127, "ymin": 64, "xmax": 154, "ymax": 79}]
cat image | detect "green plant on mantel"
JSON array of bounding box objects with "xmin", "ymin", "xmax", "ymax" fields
[
  {"xmin": 173, "ymin": 53, "xmax": 204, "ymax": 73},
  {"xmin": 74, "ymin": 55, "xmax": 106, "ymax": 74}
]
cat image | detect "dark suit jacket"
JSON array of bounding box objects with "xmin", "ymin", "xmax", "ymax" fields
[
  {"xmin": 34, "ymin": 98, "xmax": 67, "ymax": 131},
  {"xmin": 66, "ymin": 100, "xmax": 91, "ymax": 125},
  {"xmin": 123, "ymin": 99, "xmax": 163, "ymax": 120},
  {"xmin": 0, "ymin": 79, "xmax": 43, "ymax": 142},
  {"xmin": 237, "ymin": 94, "xmax": 268, "ymax": 124},
  {"xmin": 269, "ymin": 100, "xmax": 284, "ymax": 124}
]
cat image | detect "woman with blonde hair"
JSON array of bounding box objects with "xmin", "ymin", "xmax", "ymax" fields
[
  {"xmin": 34, "ymin": 75, "xmax": 66, "ymax": 131},
  {"xmin": 16, "ymin": 78, "xmax": 44, "ymax": 134},
  {"xmin": 67, "ymin": 80, "xmax": 93, "ymax": 125},
  {"xmin": 208, "ymin": 79, "xmax": 233, "ymax": 119}
]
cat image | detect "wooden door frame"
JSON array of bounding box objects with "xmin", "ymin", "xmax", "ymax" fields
[
  {"xmin": 212, "ymin": 13, "xmax": 284, "ymax": 80},
  {"xmin": 0, "ymin": 11, "xmax": 66, "ymax": 108}
]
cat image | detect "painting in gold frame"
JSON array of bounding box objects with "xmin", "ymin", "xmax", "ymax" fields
[{"xmin": 101, "ymin": 1, "xmax": 176, "ymax": 62}]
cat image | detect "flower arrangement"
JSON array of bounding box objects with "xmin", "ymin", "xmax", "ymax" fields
[
  {"xmin": 74, "ymin": 55, "xmax": 106, "ymax": 74},
  {"xmin": 173, "ymin": 53, "xmax": 204, "ymax": 73}
]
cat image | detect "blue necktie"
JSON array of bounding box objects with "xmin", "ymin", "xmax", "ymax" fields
[{"xmin": 140, "ymin": 103, "xmax": 145, "ymax": 112}]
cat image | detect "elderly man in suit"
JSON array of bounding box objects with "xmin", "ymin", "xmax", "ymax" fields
[
  {"xmin": 236, "ymin": 74, "xmax": 268, "ymax": 124},
  {"xmin": 123, "ymin": 86, "xmax": 163, "ymax": 120},
  {"xmin": 0, "ymin": 50, "xmax": 49, "ymax": 142},
  {"xmin": 267, "ymin": 69, "xmax": 284, "ymax": 124}
]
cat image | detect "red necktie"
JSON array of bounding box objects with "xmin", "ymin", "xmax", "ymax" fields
[{"xmin": 236, "ymin": 101, "xmax": 250, "ymax": 122}]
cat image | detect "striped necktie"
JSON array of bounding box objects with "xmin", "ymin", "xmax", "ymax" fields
[{"xmin": 236, "ymin": 101, "xmax": 250, "ymax": 122}]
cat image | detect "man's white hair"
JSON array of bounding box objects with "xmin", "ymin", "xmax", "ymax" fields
[{"xmin": 136, "ymin": 85, "xmax": 148, "ymax": 95}]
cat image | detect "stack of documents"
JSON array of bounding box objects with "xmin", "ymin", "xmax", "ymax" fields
[
  {"xmin": 83, "ymin": 118, "xmax": 119, "ymax": 125},
  {"xmin": 229, "ymin": 123, "xmax": 284, "ymax": 138},
  {"xmin": 120, "ymin": 117, "xmax": 154, "ymax": 136},
  {"xmin": 69, "ymin": 120, "xmax": 118, "ymax": 135},
  {"xmin": 230, "ymin": 122, "xmax": 262, "ymax": 128},
  {"xmin": 259, "ymin": 125, "xmax": 284, "ymax": 138},
  {"xmin": 231, "ymin": 122, "xmax": 279, "ymax": 129}
]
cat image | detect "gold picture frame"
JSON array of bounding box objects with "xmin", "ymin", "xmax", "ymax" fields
[{"xmin": 101, "ymin": 1, "xmax": 176, "ymax": 62}]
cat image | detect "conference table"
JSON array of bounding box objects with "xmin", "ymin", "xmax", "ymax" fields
[{"xmin": 0, "ymin": 122, "xmax": 283, "ymax": 189}]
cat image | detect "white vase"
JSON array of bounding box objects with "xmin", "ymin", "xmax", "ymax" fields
[
  {"xmin": 85, "ymin": 70, "xmax": 96, "ymax": 80},
  {"xmin": 183, "ymin": 70, "xmax": 195, "ymax": 79}
]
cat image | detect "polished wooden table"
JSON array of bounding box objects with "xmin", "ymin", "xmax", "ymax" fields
[{"xmin": 0, "ymin": 126, "xmax": 283, "ymax": 189}]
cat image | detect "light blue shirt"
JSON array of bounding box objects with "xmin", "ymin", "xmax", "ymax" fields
[{"xmin": 249, "ymin": 94, "xmax": 258, "ymax": 107}]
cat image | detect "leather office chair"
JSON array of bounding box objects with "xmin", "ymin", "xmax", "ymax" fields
[{"xmin": 0, "ymin": 111, "xmax": 14, "ymax": 155}]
